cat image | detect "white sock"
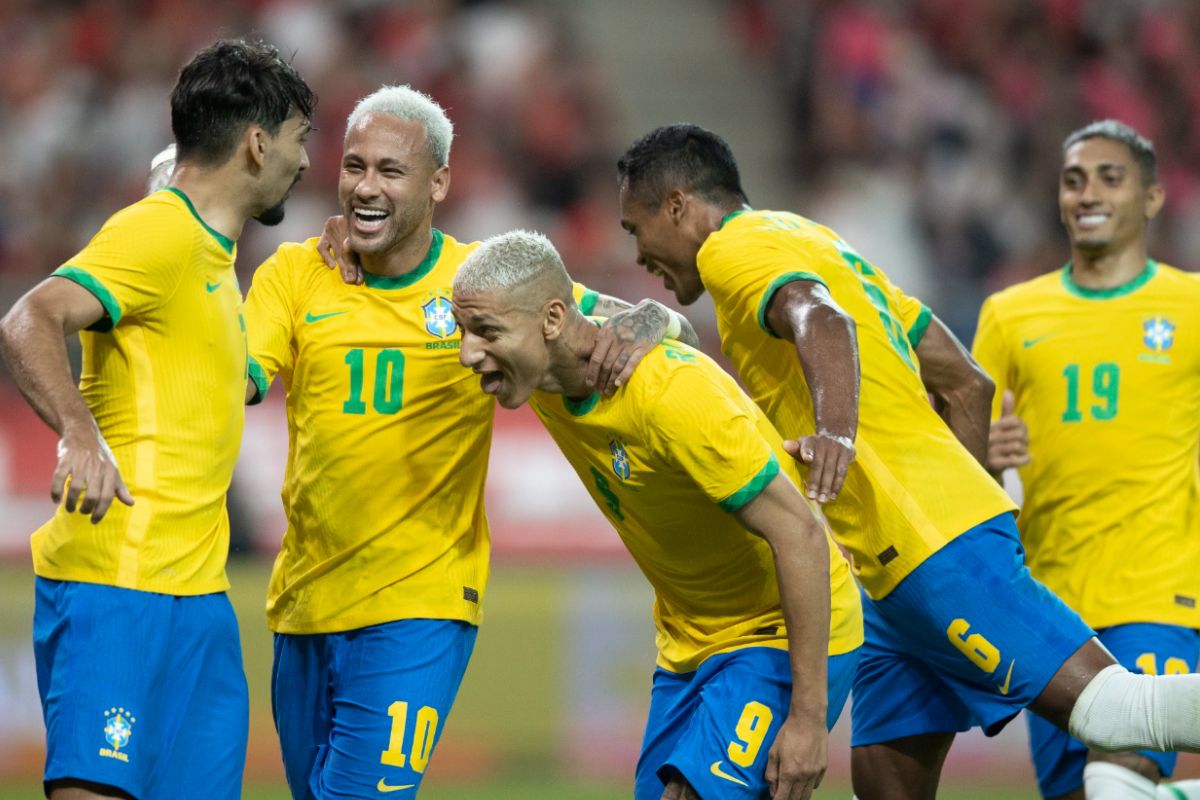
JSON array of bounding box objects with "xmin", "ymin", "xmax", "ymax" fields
[
  {"xmin": 1084, "ymin": 762, "xmax": 1157, "ymax": 799},
  {"xmin": 1069, "ymin": 664, "xmax": 1200, "ymax": 752},
  {"xmin": 1161, "ymin": 780, "xmax": 1200, "ymax": 799}
]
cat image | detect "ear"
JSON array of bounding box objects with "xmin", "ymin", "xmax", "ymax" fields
[
  {"xmin": 543, "ymin": 298, "xmax": 568, "ymax": 341},
  {"xmin": 246, "ymin": 124, "xmax": 269, "ymax": 171},
  {"xmin": 1144, "ymin": 183, "xmax": 1165, "ymax": 221},
  {"xmin": 666, "ymin": 189, "xmax": 687, "ymax": 226},
  {"xmin": 431, "ymin": 164, "xmax": 450, "ymax": 203}
]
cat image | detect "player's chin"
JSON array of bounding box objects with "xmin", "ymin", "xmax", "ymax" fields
[
  {"xmin": 495, "ymin": 383, "xmax": 532, "ymax": 409},
  {"xmin": 346, "ymin": 230, "xmax": 389, "ymax": 255},
  {"xmin": 497, "ymin": 383, "xmax": 533, "ymax": 410},
  {"xmin": 674, "ymin": 281, "xmax": 705, "ymax": 306},
  {"xmin": 254, "ymin": 199, "xmax": 287, "ymax": 227}
]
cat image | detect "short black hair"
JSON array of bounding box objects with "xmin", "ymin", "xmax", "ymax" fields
[
  {"xmin": 171, "ymin": 38, "xmax": 316, "ymax": 166},
  {"xmin": 1063, "ymin": 120, "xmax": 1158, "ymax": 186},
  {"xmin": 617, "ymin": 124, "xmax": 749, "ymax": 208}
]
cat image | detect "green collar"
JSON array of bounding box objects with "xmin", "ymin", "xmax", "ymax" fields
[
  {"xmin": 562, "ymin": 392, "xmax": 600, "ymax": 416},
  {"xmin": 719, "ymin": 208, "xmax": 752, "ymax": 229},
  {"xmin": 165, "ymin": 187, "xmax": 235, "ymax": 254},
  {"xmin": 361, "ymin": 229, "xmax": 444, "ymax": 289},
  {"xmin": 1061, "ymin": 258, "xmax": 1156, "ymax": 300}
]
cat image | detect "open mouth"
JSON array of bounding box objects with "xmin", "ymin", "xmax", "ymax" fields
[
  {"xmin": 352, "ymin": 207, "xmax": 389, "ymax": 234},
  {"xmin": 480, "ymin": 370, "xmax": 504, "ymax": 395}
]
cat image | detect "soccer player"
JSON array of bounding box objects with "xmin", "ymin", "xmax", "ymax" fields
[
  {"xmin": 0, "ymin": 39, "xmax": 314, "ymax": 800},
  {"xmin": 614, "ymin": 123, "xmax": 1200, "ymax": 800},
  {"xmin": 451, "ymin": 229, "xmax": 863, "ymax": 800},
  {"xmin": 973, "ymin": 120, "xmax": 1200, "ymax": 800},
  {"xmin": 243, "ymin": 85, "xmax": 695, "ymax": 799}
]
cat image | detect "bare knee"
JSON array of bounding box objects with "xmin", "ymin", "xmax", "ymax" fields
[
  {"xmin": 851, "ymin": 733, "xmax": 956, "ymax": 800},
  {"xmin": 1031, "ymin": 638, "xmax": 1117, "ymax": 729},
  {"xmin": 659, "ymin": 773, "xmax": 701, "ymax": 800}
]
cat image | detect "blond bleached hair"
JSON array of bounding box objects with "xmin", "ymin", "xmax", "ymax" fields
[
  {"xmin": 345, "ymin": 84, "xmax": 454, "ymax": 166},
  {"xmin": 453, "ymin": 230, "xmax": 575, "ymax": 309}
]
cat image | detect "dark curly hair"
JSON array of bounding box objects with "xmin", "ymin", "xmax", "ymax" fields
[{"xmin": 171, "ymin": 38, "xmax": 316, "ymax": 166}]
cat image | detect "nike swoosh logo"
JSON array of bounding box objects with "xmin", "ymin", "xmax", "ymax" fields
[
  {"xmin": 376, "ymin": 778, "xmax": 415, "ymax": 793},
  {"xmin": 205, "ymin": 281, "xmax": 222, "ymax": 293},
  {"xmin": 997, "ymin": 659, "xmax": 1015, "ymax": 695},
  {"xmin": 1022, "ymin": 335, "xmax": 1054, "ymax": 348},
  {"xmin": 305, "ymin": 311, "xmax": 348, "ymax": 324},
  {"xmin": 710, "ymin": 761, "xmax": 749, "ymax": 787}
]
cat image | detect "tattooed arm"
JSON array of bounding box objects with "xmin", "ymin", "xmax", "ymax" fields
[
  {"xmin": 586, "ymin": 297, "xmax": 702, "ymax": 395},
  {"xmin": 590, "ymin": 293, "xmax": 701, "ymax": 348}
]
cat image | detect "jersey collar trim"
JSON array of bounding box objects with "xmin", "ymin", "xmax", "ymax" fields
[
  {"xmin": 719, "ymin": 208, "xmax": 752, "ymax": 229},
  {"xmin": 1061, "ymin": 259, "xmax": 1156, "ymax": 300},
  {"xmin": 164, "ymin": 187, "xmax": 235, "ymax": 254},
  {"xmin": 361, "ymin": 229, "xmax": 445, "ymax": 290},
  {"xmin": 562, "ymin": 391, "xmax": 600, "ymax": 416}
]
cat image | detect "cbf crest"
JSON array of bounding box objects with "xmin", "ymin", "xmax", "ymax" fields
[
  {"xmin": 1143, "ymin": 316, "xmax": 1175, "ymax": 353},
  {"xmin": 100, "ymin": 707, "xmax": 136, "ymax": 762},
  {"xmin": 609, "ymin": 439, "xmax": 631, "ymax": 481},
  {"xmin": 422, "ymin": 292, "xmax": 457, "ymax": 338}
]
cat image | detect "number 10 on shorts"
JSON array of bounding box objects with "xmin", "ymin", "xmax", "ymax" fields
[{"xmin": 381, "ymin": 700, "xmax": 439, "ymax": 772}]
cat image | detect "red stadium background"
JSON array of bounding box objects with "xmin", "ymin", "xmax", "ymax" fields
[{"xmin": 2, "ymin": 0, "xmax": 1199, "ymax": 796}]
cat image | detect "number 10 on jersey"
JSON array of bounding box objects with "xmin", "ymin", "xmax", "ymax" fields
[{"xmin": 344, "ymin": 348, "xmax": 406, "ymax": 415}]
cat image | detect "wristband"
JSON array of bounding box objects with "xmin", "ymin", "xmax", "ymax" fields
[{"xmin": 664, "ymin": 310, "xmax": 683, "ymax": 340}]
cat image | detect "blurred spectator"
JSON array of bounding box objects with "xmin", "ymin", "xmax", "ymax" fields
[
  {"xmin": 732, "ymin": 0, "xmax": 1200, "ymax": 339},
  {"xmin": 0, "ymin": 0, "xmax": 623, "ymax": 303},
  {"xmin": 5, "ymin": 0, "xmax": 1198, "ymax": 366}
]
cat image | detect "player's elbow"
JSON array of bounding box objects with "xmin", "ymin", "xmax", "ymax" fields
[
  {"xmin": 965, "ymin": 365, "xmax": 995, "ymax": 409},
  {"xmin": 932, "ymin": 361, "xmax": 993, "ymax": 412},
  {"xmin": 0, "ymin": 302, "xmax": 28, "ymax": 361}
]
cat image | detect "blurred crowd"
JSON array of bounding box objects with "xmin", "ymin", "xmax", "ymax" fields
[
  {"xmin": 0, "ymin": 0, "xmax": 628, "ymax": 302},
  {"xmin": 731, "ymin": 0, "xmax": 1200, "ymax": 333},
  {"xmin": 1, "ymin": 0, "xmax": 1197, "ymax": 342}
]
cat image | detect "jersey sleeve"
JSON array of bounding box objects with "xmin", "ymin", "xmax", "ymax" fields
[
  {"xmin": 971, "ymin": 296, "xmax": 1011, "ymax": 419},
  {"xmin": 639, "ymin": 357, "xmax": 779, "ymax": 512},
  {"xmin": 896, "ymin": 290, "xmax": 933, "ymax": 350},
  {"xmin": 572, "ymin": 282, "xmax": 599, "ymax": 315},
  {"xmin": 717, "ymin": 227, "xmax": 845, "ymax": 339},
  {"xmin": 53, "ymin": 203, "xmax": 191, "ymax": 331},
  {"xmin": 244, "ymin": 246, "xmax": 299, "ymax": 403}
]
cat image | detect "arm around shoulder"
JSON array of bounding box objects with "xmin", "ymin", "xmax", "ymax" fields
[{"xmin": 585, "ymin": 293, "xmax": 701, "ymax": 394}]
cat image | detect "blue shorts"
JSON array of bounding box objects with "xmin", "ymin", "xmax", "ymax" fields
[
  {"xmin": 1027, "ymin": 622, "xmax": 1200, "ymax": 798},
  {"xmin": 272, "ymin": 618, "xmax": 478, "ymax": 799},
  {"xmin": 851, "ymin": 513, "xmax": 1096, "ymax": 747},
  {"xmin": 33, "ymin": 577, "xmax": 248, "ymax": 799},
  {"xmin": 634, "ymin": 646, "xmax": 859, "ymax": 800}
]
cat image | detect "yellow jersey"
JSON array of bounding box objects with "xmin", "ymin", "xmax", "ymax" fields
[
  {"xmin": 245, "ymin": 231, "xmax": 597, "ymax": 633},
  {"xmin": 33, "ymin": 188, "xmax": 246, "ymax": 595},
  {"xmin": 698, "ymin": 209, "xmax": 1015, "ymax": 599},
  {"xmin": 528, "ymin": 337, "xmax": 863, "ymax": 674},
  {"xmin": 973, "ymin": 261, "xmax": 1200, "ymax": 629}
]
